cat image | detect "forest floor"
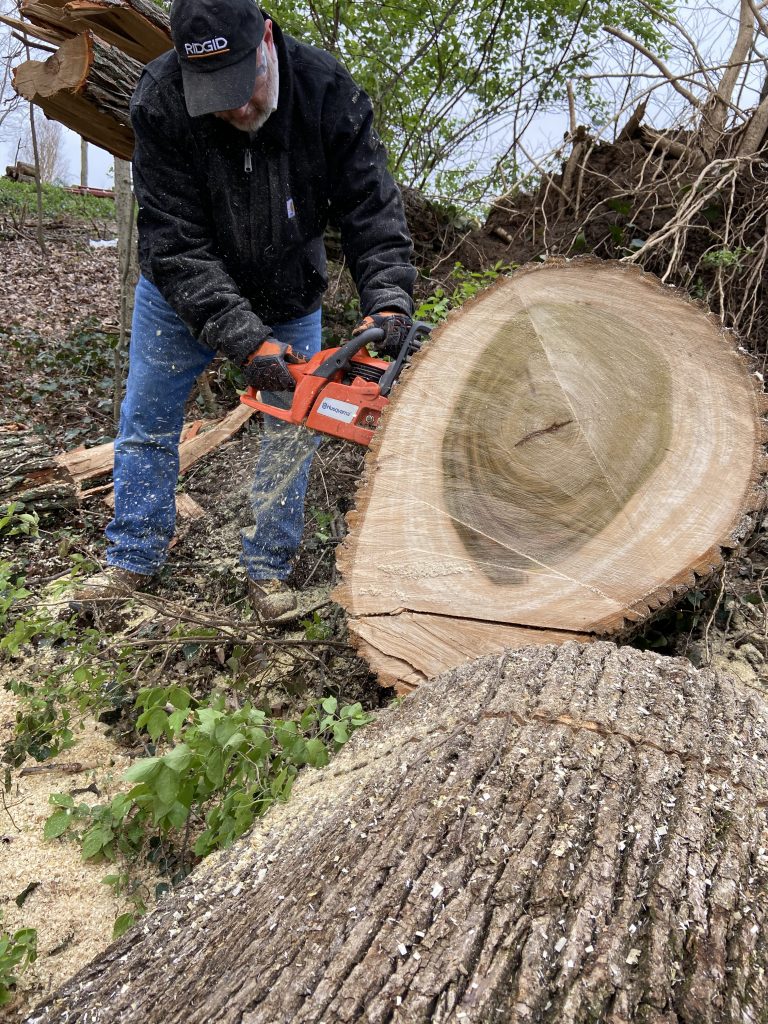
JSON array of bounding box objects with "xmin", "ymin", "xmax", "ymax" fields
[{"xmin": 1, "ymin": 206, "xmax": 767, "ymax": 1019}]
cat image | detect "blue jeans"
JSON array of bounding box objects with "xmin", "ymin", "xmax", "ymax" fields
[{"xmin": 106, "ymin": 276, "xmax": 321, "ymax": 580}]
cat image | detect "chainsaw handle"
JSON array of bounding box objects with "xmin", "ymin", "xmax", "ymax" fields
[
  {"xmin": 378, "ymin": 322, "xmax": 432, "ymax": 397},
  {"xmin": 310, "ymin": 327, "xmax": 385, "ymax": 380}
]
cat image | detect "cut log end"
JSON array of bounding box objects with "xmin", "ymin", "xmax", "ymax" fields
[{"xmin": 336, "ymin": 260, "xmax": 766, "ymax": 690}]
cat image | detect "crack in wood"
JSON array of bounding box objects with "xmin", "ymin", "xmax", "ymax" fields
[{"xmin": 513, "ymin": 418, "xmax": 574, "ymax": 447}]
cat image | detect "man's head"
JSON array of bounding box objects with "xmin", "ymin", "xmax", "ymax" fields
[{"xmin": 170, "ymin": 0, "xmax": 278, "ymax": 126}]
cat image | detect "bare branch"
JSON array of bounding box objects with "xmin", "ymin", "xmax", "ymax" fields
[
  {"xmin": 701, "ymin": 0, "xmax": 757, "ymax": 147},
  {"xmin": 603, "ymin": 24, "xmax": 702, "ymax": 108}
]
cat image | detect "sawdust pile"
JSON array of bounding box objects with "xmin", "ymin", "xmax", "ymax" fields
[{"xmin": 0, "ymin": 680, "xmax": 143, "ymax": 1021}]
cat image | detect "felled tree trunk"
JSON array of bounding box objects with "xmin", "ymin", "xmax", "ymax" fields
[
  {"xmin": 336, "ymin": 260, "xmax": 766, "ymax": 691},
  {"xmin": 20, "ymin": 0, "xmax": 170, "ymax": 62},
  {"xmin": 12, "ymin": 33, "xmax": 141, "ymax": 160},
  {"xmin": 27, "ymin": 643, "xmax": 768, "ymax": 1023},
  {"xmin": 0, "ymin": 427, "xmax": 77, "ymax": 516}
]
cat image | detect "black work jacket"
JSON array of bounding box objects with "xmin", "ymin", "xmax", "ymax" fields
[{"xmin": 130, "ymin": 18, "xmax": 416, "ymax": 365}]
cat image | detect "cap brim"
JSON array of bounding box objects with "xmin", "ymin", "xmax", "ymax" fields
[{"xmin": 180, "ymin": 48, "xmax": 258, "ymax": 118}]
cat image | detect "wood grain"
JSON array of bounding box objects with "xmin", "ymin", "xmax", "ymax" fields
[{"xmin": 336, "ymin": 260, "xmax": 765, "ymax": 688}]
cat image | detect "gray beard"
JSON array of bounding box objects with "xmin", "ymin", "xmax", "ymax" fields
[{"xmin": 233, "ymin": 46, "xmax": 280, "ymax": 134}]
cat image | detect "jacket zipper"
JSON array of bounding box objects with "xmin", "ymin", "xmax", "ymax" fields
[{"xmin": 244, "ymin": 148, "xmax": 252, "ymax": 173}]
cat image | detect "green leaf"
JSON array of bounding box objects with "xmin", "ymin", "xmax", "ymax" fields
[
  {"xmin": 163, "ymin": 742, "xmax": 193, "ymax": 773},
  {"xmin": 321, "ymin": 696, "xmax": 338, "ymax": 715},
  {"xmin": 145, "ymin": 708, "xmax": 168, "ymax": 742},
  {"xmin": 167, "ymin": 709, "xmax": 188, "ymax": 736},
  {"xmin": 166, "ymin": 685, "xmax": 192, "ymax": 710},
  {"xmin": 81, "ymin": 826, "xmax": 112, "ymax": 860},
  {"xmin": 333, "ymin": 722, "xmax": 349, "ymax": 745},
  {"xmin": 44, "ymin": 810, "xmax": 72, "ymax": 839},
  {"xmin": 112, "ymin": 913, "xmax": 135, "ymax": 940},
  {"xmin": 205, "ymin": 747, "xmax": 226, "ymax": 788},
  {"xmin": 48, "ymin": 792, "xmax": 75, "ymax": 808},
  {"xmin": 123, "ymin": 757, "xmax": 161, "ymax": 783},
  {"xmin": 305, "ymin": 738, "xmax": 329, "ymax": 768},
  {"xmin": 154, "ymin": 766, "xmax": 179, "ymax": 809},
  {"xmin": 165, "ymin": 801, "xmax": 189, "ymax": 829}
]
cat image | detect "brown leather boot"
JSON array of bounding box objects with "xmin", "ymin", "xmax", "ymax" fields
[
  {"xmin": 69, "ymin": 566, "xmax": 154, "ymax": 611},
  {"xmin": 247, "ymin": 578, "xmax": 297, "ymax": 621}
]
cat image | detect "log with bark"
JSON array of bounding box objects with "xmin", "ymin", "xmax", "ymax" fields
[
  {"xmin": 19, "ymin": 0, "xmax": 169, "ymax": 62},
  {"xmin": 0, "ymin": 425, "xmax": 77, "ymax": 516},
  {"xmin": 12, "ymin": 31, "xmax": 140, "ymax": 160},
  {"xmin": 26, "ymin": 642, "xmax": 768, "ymax": 1023},
  {"xmin": 5, "ymin": 160, "xmax": 38, "ymax": 183},
  {"xmin": 336, "ymin": 260, "xmax": 766, "ymax": 692}
]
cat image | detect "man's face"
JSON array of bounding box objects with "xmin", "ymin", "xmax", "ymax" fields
[{"xmin": 215, "ymin": 20, "xmax": 277, "ymax": 133}]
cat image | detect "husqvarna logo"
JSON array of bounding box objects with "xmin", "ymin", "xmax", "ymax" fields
[{"xmin": 184, "ymin": 37, "xmax": 229, "ymax": 58}]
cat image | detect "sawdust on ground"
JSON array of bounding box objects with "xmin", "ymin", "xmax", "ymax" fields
[{"xmin": 0, "ymin": 677, "xmax": 143, "ymax": 1020}]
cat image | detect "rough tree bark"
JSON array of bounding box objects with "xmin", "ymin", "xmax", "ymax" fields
[
  {"xmin": 20, "ymin": 0, "xmax": 169, "ymax": 62},
  {"xmin": 0, "ymin": 426, "xmax": 77, "ymax": 516},
  {"xmin": 26, "ymin": 642, "xmax": 768, "ymax": 1024}
]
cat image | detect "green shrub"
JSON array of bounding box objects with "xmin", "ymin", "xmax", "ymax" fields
[
  {"xmin": 0, "ymin": 178, "xmax": 115, "ymax": 221},
  {"xmin": 0, "ymin": 913, "xmax": 37, "ymax": 1007}
]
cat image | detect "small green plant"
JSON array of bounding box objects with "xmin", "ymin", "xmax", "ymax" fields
[
  {"xmin": 0, "ymin": 913, "xmax": 37, "ymax": 1007},
  {"xmin": 45, "ymin": 688, "xmax": 371, "ymax": 885},
  {"xmin": 101, "ymin": 872, "xmax": 154, "ymax": 939},
  {"xmin": 0, "ymin": 562, "xmax": 31, "ymax": 629},
  {"xmin": 301, "ymin": 611, "xmax": 333, "ymax": 642},
  {"xmin": 310, "ymin": 508, "xmax": 335, "ymax": 543},
  {"xmin": 700, "ymin": 247, "xmax": 752, "ymax": 270},
  {"xmin": 0, "ymin": 503, "xmax": 40, "ymax": 538},
  {"xmin": 0, "ymin": 178, "xmax": 114, "ymax": 221},
  {"xmin": 2, "ymin": 563, "xmax": 128, "ymax": 765},
  {"xmin": 415, "ymin": 261, "xmax": 514, "ymax": 324}
]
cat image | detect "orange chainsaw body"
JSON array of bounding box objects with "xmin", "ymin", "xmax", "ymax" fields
[{"xmin": 240, "ymin": 324, "xmax": 430, "ymax": 446}]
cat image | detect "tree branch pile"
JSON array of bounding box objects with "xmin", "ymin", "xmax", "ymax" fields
[{"xmin": 480, "ymin": 121, "xmax": 768, "ymax": 360}]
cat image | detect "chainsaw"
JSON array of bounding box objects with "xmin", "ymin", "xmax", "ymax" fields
[{"xmin": 240, "ymin": 322, "xmax": 431, "ymax": 446}]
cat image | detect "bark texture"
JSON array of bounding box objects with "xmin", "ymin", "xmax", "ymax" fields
[
  {"xmin": 12, "ymin": 33, "xmax": 139, "ymax": 160},
  {"xmin": 0, "ymin": 428, "xmax": 77, "ymax": 516},
  {"xmin": 26, "ymin": 642, "xmax": 768, "ymax": 1024}
]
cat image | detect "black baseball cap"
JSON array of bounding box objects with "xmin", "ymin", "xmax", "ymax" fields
[{"xmin": 170, "ymin": 0, "xmax": 266, "ymax": 117}]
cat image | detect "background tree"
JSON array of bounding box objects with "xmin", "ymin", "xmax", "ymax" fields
[
  {"xmin": 18, "ymin": 116, "xmax": 68, "ymax": 182},
  {"xmin": 0, "ymin": 4, "xmax": 23, "ymax": 150},
  {"xmin": 268, "ymin": 0, "xmax": 675, "ymax": 206}
]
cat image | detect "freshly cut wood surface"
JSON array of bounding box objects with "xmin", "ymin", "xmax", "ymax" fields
[
  {"xmin": 337, "ymin": 260, "xmax": 765, "ymax": 689},
  {"xmin": 26, "ymin": 643, "xmax": 768, "ymax": 1023}
]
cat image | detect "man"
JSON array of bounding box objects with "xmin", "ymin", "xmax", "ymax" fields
[{"xmin": 75, "ymin": 0, "xmax": 416, "ymax": 620}]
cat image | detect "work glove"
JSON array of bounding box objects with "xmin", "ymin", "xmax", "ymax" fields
[
  {"xmin": 243, "ymin": 339, "xmax": 297, "ymax": 392},
  {"xmin": 353, "ymin": 311, "xmax": 413, "ymax": 359}
]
